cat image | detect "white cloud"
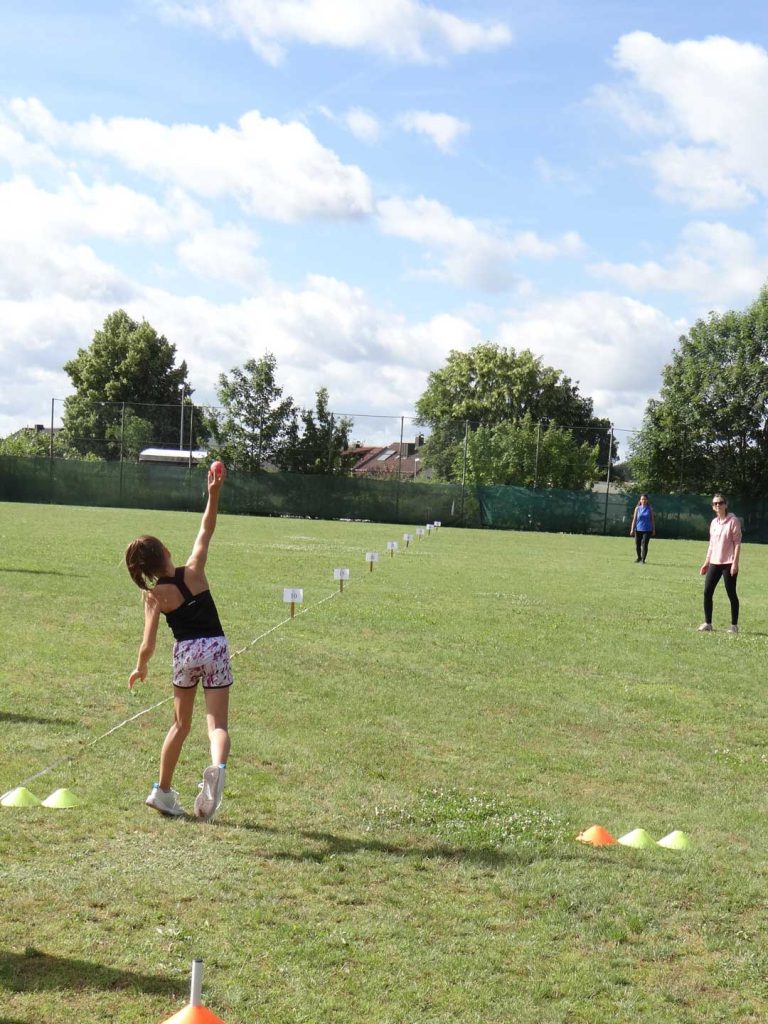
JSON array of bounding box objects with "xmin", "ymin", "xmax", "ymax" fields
[
  {"xmin": 176, "ymin": 225, "xmax": 267, "ymax": 287},
  {"xmin": 497, "ymin": 292, "xmax": 686, "ymax": 430},
  {"xmin": 377, "ymin": 195, "xmax": 584, "ymax": 292},
  {"xmin": 590, "ymin": 221, "xmax": 768, "ymax": 304},
  {"xmin": 397, "ymin": 110, "xmax": 469, "ymax": 153},
  {"xmin": 0, "ymin": 174, "xmax": 188, "ymax": 245},
  {"xmin": 153, "ymin": 0, "xmax": 513, "ymax": 65},
  {"xmin": 343, "ymin": 108, "xmax": 381, "ymax": 144},
  {"xmin": 599, "ymin": 31, "xmax": 768, "ymax": 209},
  {"xmin": 4, "ymin": 98, "xmax": 373, "ymax": 222}
]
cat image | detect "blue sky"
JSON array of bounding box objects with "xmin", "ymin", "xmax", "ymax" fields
[{"xmin": 2, "ymin": 0, "xmax": 768, "ymax": 450}]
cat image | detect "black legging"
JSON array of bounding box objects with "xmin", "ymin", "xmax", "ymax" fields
[
  {"xmin": 703, "ymin": 563, "xmax": 739, "ymax": 626},
  {"xmin": 635, "ymin": 530, "xmax": 651, "ymax": 561}
]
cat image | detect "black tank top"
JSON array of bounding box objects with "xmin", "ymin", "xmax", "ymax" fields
[{"xmin": 156, "ymin": 566, "xmax": 224, "ymax": 642}]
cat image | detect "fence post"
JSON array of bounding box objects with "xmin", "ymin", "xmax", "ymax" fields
[
  {"xmin": 395, "ymin": 415, "xmax": 404, "ymax": 522},
  {"xmin": 602, "ymin": 425, "xmax": 614, "ymax": 535},
  {"xmin": 534, "ymin": 421, "xmax": 541, "ymax": 489},
  {"xmin": 459, "ymin": 420, "xmax": 469, "ymax": 523},
  {"xmin": 119, "ymin": 402, "xmax": 126, "ymax": 505},
  {"xmin": 49, "ymin": 397, "xmax": 55, "ymax": 503}
]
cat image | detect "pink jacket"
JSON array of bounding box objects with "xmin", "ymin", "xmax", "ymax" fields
[{"xmin": 706, "ymin": 512, "xmax": 742, "ymax": 565}]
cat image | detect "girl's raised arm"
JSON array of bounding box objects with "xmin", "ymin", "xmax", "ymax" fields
[{"xmin": 187, "ymin": 466, "xmax": 225, "ymax": 573}]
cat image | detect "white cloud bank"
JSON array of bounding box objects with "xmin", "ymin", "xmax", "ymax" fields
[
  {"xmin": 378, "ymin": 196, "xmax": 584, "ymax": 292},
  {"xmin": 599, "ymin": 31, "xmax": 768, "ymax": 209},
  {"xmin": 2, "ymin": 98, "xmax": 373, "ymax": 222},
  {"xmin": 153, "ymin": 0, "xmax": 513, "ymax": 65}
]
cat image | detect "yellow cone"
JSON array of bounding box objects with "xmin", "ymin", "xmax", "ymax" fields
[
  {"xmin": 618, "ymin": 828, "xmax": 655, "ymax": 849},
  {"xmin": 42, "ymin": 788, "xmax": 81, "ymax": 808},
  {"xmin": 1, "ymin": 786, "xmax": 42, "ymax": 807},
  {"xmin": 657, "ymin": 830, "xmax": 691, "ymax": 850}
]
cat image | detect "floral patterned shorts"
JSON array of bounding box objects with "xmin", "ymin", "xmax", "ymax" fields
[{"xmin": 172, "ymin": 635, "xmax": 233, "ymax": 689}]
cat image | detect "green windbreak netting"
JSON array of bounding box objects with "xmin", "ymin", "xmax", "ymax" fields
[
  {"xmin": 0, "ymin": 456, "xmax": 472, "ymax": 526},
  {"xmin": 3, "ymin": 455, "xmax": 768, "ymax": 541}
]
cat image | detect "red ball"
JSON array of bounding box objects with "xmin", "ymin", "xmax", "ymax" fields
[{"xmin": 211, "ymin": 460, "xmax": 225, "ymax": 478}]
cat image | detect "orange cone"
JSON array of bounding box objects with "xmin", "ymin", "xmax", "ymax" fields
[
  {"xmin": 576, "ymin": 824, "xmax": 617, "ymax": 846},
  {"xmin": 161, "ymin": 960, "xmax": 226, "ymax": 1024}
]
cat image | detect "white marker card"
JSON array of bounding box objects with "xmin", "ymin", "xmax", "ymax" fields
[
  {"xmin": 333, "ymin": 568, "xmax": 350, "ymax": 580},
  {"xmin": 387, "ymin": 541, "xmax": 398, "ymax": 551},
  {"xmin": 283, "ymin": 587, "xmax": 304, "ymax": 603},
  {"xmin": 416, "ymin": 527, "xmax": 425, "ymax": 536},
  {"xmin": 365, "ymin": 551, "xmax": 379, "ymax": 562},
  {"xmin": 434, "ymin": 520, "xmax": 441, "ymax": 528},
  {"xmin": 403, "ymin": 533, "xmax": 413, "ymax": 542},
  {"xmin": 426, "ymin": 523, "xmax": 433, "ymax": 532}
]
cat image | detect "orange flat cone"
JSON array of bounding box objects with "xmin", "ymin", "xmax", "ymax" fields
[
  {"xmin": 161, "ymin": 960, "xmax": 226, "ymax": 1024},
  {"xmin": 162, "ymin": 1007, "xmax": 226, "ymax": 1024},
  {"xmin": 576, "ymin": 824, "xmax": 617, "ymax": 846}
]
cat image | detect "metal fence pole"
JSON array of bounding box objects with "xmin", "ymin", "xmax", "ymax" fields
[{"xmin": 602, "ymin": 425, "xmax": 614, "ymax": 535}]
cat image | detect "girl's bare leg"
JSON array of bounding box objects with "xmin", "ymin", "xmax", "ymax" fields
[
  {"xmin": 158, "ymin": 687, "xmax": 197, "ymax": 789},
  {"xmin": 203, "ymin": 686, "xmax": 230, "ymax": 766}
]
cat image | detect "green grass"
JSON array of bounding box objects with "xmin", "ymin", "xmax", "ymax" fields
[{"xmin": 2, "ymin": 502, "xmax": 768, "ymax": 1022}]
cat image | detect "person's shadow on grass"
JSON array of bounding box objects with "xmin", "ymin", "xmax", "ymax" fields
[
  {"xmin": 219, "ymin": 821, "xmax": 578, "ymax": 867},
  {"xmin": 0, "ymin": 948, "xmax": 181, "ymax": 996},
  {"xmin": 0, "ymin": 712, "xmax": 78, "ymax": 726}
]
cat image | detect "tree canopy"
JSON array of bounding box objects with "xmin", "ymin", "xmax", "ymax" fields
[
  {"xmin": 629, "ymin": 286, "xmax": 768, "ymax": 496},
  {"xmin": 62, "ymin": 309, "xmax": 191, "ymax": 459},
  {"xmin": 415, "ymin": 342, "xmax": 611, "ymax": 484}
]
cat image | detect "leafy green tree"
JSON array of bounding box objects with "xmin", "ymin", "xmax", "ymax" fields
[
  {"xmin": 416, "ymin": 342, "xmax": 611, "ymax": 482},
  {"xmin": 212, "ymin": 354, "xmax": 295, "ymax": 472},
  {"xmin": 458, "ymin": 415, "xmax": 599, "ymax": 488},
  {"xmin": 0, "ymin": 426, "xmax": 83, "ymax": 459},
  {"xmin": 62, "ymin": 310, "xmax": 192, "ymax": 459},
  {"xmin": 277, "ymin": 387, "xmax": 353, "ymax": 474},
  {"xmin": 629, "ymin": 286, "xmax": 768, "ymax": 496}
]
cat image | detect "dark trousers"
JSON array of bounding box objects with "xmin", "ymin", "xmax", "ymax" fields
[
  {"xmin": 634, "ymin": 531, "xmax": 651, "ymax": 561},
  {"xmin": 703, "ymin": 563, "xmax": 739, "ymax": 625}
]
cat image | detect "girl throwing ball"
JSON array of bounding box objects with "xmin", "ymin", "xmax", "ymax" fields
[{"xmin": 125, "ymin": 464, "xmax": 232, "ymax": 820}]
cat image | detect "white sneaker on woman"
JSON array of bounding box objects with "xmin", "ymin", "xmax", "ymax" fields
[{"xmin": 697, "ymin": 623, "xmax": 712, "ymax": 632}]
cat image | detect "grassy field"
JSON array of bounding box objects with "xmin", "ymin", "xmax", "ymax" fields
[{"xmin": 2, "ymin": 499, "xmax": 768, "ymax": 1023}]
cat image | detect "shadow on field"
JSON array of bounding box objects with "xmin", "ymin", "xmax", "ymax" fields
[
  {"xmin": 0, "ymin": 568, "xmax": 86, "ymax": 577},
  {"xmin": 0, "ymin": 948, "xmax": 180, "ymax": 996},
  {"xmin": 0, "ymin": 712, "xmax": 77, "ymax": 726},
  {"xmin": 225, "ymin": 822, "xmax": 574, "ymax": 867}
]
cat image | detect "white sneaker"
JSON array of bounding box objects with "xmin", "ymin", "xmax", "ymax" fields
[
  {"xmin": 728, "ymin": 624, "xmax": 739, "ymax": 635},
  {"xmin": 697, "ymin": 623, "xmax": 713, "ymax": 632},
  {"xmin": 145, "ymin": 784, "xmax": 185, "ymax": 816},
  {"xmin": 194, "ymin": 765, "xmax": 225, "ymax": 821}
]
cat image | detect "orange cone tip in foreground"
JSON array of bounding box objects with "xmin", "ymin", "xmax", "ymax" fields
[
  {"xmin": 576, "ymin": 824, "xmax": 617, "ymax": 846},
  {"xmin": 160, "ymin": 959, "xmax": 227, "ymax": 1024}
]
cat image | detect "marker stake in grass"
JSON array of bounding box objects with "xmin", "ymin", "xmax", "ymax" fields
[
  {"xmin": 433, "ymin": 520, "xmax": 441, "ymax": 529},
  {"xmin": 387, "ymin": 541, "xmax": 398, "ymax": 558},
  {"xmin": 366, "ymin": 551, "xmax": 379, "ymax": 572},
  {"xmin": 161, "ymin": 959, "xmax": 226, "ymax": 1024},
  {"xmin": 283, "ymin": 587, "xmax": 304, "ymax": 619},
  {"xmin": 403, "ymin": 532, "xmax": 413, "ymax": 548},
  {"xmin": 416, "ymin": 528, "xmax": 425, "ymax": 541},
  {"xmin": 333, "ymin": 567, "xmax": 350, "ymax": 592}
]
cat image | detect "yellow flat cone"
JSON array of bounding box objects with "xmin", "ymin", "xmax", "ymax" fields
[
  {"xmin": 618, "ymin": 828, "xmax": 655, "ymax": 849},
  {"xmin": 657, "ymin": 830, "xmax": 691, "ymax": 850},
  {"xmin": 1, "ymin": 786, "xmax": 42, "ymax": 807},
  {"xmin": 576, "ymin": 824, "xmax": 617, "ymax": 846},
  {"xmin": 42, "ymin": 788, "xmax": 81, "ymax": 808}
]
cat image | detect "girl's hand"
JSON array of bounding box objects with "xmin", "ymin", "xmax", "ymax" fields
[
  {"xmin": 129, "ymin": 667, "xmax": 146, "ymax": 689},
  {"xmin": 699, "ymin": 563, "xmax": 709, "ymax": 576}
]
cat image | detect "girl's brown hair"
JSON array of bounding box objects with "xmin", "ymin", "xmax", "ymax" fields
[{"xmin": 125, "ymin": 535, "xmax": 168, "ymax": 590}]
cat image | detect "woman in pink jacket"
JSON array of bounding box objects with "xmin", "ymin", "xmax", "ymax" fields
[{"xmin": 698, "ymin": 493, "xmax": 741, "ymax": 634}]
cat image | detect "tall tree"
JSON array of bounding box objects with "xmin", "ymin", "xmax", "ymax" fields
[
  {"xmin": 213, "ymin": 354, "xmax": 295, "ymax": 472},
  {"xmin": 277, "ymin": 387, "xmax": 353, "ymax": 474},
  {"xmin": 629, "ymin": 286, "xmax": 768, "ymax": 496},
  {"xmin": 416, "ymin": 342, "xmax": 611, "ymax": 483},
  {"xmin": 62, "ymin": 310, "xmax": 191, "ymax": 459},
  {"xmin": 460, "ymin": 415, "xmax": 600, "ymax": 488}
]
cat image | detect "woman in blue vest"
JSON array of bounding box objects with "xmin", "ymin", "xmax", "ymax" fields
[{"xmin": 629, "ymin": 494, "xmax": 655, "ymax": 563}]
